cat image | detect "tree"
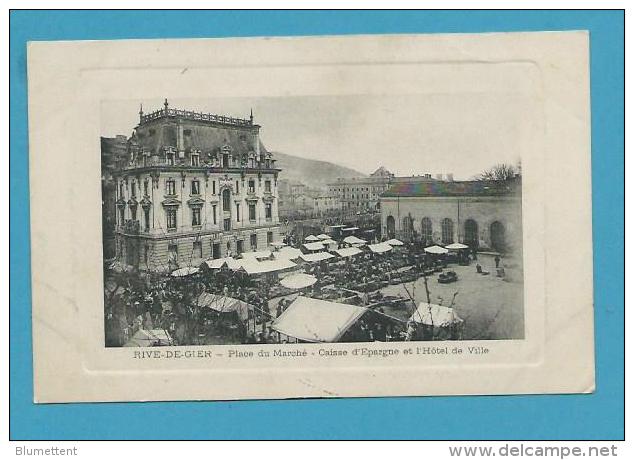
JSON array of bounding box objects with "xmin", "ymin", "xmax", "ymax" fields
[{"xmin": 477, "ymin": 162, "xmax": 520, "ymax": 182}]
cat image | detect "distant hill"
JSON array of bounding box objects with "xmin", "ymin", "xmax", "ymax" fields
[{"xmin": 272, "ymin": 151, "xmax": 366, "ymax": 190}]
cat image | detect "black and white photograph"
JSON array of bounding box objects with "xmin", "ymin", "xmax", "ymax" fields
[
  {"xmin": 101, "ymin": 94, "xmax": 524, "ymax": 348},
  {"xmin": 28, "ymin": 31, "xmax": 594, "ymax": 403}
]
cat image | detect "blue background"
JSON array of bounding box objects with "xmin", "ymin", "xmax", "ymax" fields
[{"xmin": 10, "ymin": 10, "xmax": 624, "ymax": 440}]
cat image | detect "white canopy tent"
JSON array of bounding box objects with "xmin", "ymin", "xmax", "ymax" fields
[
  {"xmin": 385, "ymin": 238, "xmax": 404, "ymax": 247},
  {"xmin": 343, "ymin": 235, "xmax": 367, "ymax": 245},
  {"xmin": 240, "ymin": 250, "xmax": 273, "ymax": 260},
  {"xmin": 204, "ymin": 257, "xmax": 243, "ymax": 270},
  {"xmin": 197, "ymin": 293, "xmax": 253, "ymax": 321},
  {"xmin": 124, "ymin": 329, "xmax": 172, "ymax": 347},
  {"xmin": 170, "ymin": 266, "xmax": 200, "ymax": 277},
  {"xmin": 409, "ymin": 303, "xmax": 464, "ymax": 327},
  {"xmin": 367, "ymin": 242, "xmax": 393, "ymax": 254},
  {"xmin": 270, "ymin": 241, "xmax": 287, "ymax": 248},
  {"xmin": 272, "ymin": 296, "xmax": 368, "ymax": 342},
  {"xmin": 303, "ymin": 241, "xmax": 325, "ymax": 252},
  {"xmin": 239, "ymin": 258, "xmax": 297, "ymax": 275},
  {"xmin": 445, "ymin": 242, "xmax": 470, "ymax": 250},
  {"xmin": 321, "ymin": 239, "xmax": 338, "ymax": 248},
  {"xmin": 299, "ymin": 252, "xmax": 335, "ymax": 263},
  {"xmin": 424, "ymin": 245, "xmax": 449, "ymax": 255},
  {"xmin": 274, "ymin": 247, "xmax": 303, "ymax": 261},
  {"xmin": 304, "ymin": 235, "xmax": 319, "ymax": 242},
  {"xmin": 316, "ymin": 234, "xmax": 330, "ymax": 240},
  {"xmin": 279, "ymin": 273, "xmax": 318, "ymax": 290},
  {"xmin": 333, "ymin": 247, "xmax": 363, "ymax": 258}
]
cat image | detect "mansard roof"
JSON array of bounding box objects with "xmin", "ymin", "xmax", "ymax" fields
[{"xmin": 133, "ymin": 101, "xmax": 269, "ymax": 158}]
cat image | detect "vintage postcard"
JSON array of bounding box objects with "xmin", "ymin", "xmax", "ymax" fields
[{"xmin": 27, "ymin": 32, "xmax": 594, "ymax": 402}]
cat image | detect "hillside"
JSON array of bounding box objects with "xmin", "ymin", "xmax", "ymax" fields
[{"xmin": 272, "ymin": 151, "xmax": 366, "ymax": 190}]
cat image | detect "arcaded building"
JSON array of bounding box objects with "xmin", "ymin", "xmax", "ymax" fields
[
  {"xmin": 111, "ymin": 100, "xmax": 282, "ymax": 272},
  {"xmin": 379, "ymin": 178, "xmax": 522, "ymax": 254}
]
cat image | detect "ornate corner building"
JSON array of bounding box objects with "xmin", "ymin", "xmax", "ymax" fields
[{"xmin": 109, "ymin": 100, "xmax": 282, "ymax": 272}]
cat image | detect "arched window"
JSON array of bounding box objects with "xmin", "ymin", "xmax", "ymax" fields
[
  {"xmin": 464, "ymin": 219, "xmax": 479, "ymax": 248},
  {"xmin": 441, "ymin": 218, "xmax": 454, "ymax": 244},
  {"xmin": 386, "ymin": 216, "xmax": 395, "ymax": 238},
  {"xmin": 421, "ymin": 217, "xmax": 432, "ymax": 243},
  {"xmin": 490, "ymin": 221, "xmax": 506, "ymax": 252},
  {"xmin": 402, "ymin": 216, "xmax": 414, "ymax": 241}
]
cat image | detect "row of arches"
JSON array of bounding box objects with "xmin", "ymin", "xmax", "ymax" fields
[{"xmin": 385, "ymin": 216, "xmax": 506, "ymax": 251}]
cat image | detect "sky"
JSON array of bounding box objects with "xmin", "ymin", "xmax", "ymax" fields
[{"xmin": 101, "ymin": 93, "xmax": 528, "ymax": 180}]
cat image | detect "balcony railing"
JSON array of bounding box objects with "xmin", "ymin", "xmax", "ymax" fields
[
  {"xmin": 120, "ymin": 156, "xmax": 278, "ymax": 171},
  {"xmin": 140, "ymin": 107, "xmax": 253, "ymax": 127}
]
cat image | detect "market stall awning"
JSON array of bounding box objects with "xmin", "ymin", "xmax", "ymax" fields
[
  {"xmin": 197, "ymin": 293, "xmax": 252, "ymax": 321},
  {"xmin": 367, "ymin": 242, "xmax": 393, "ymax": 254},
  {"xmin": 343, "ymin": 235, "xmax": 367, "ymax": 245},
  {"xmin": 279, "ymin": 273, "xmax": 318, "ymax": 290},
  {"xmin": 124, "ymin": 329, "xmax": 172, "ymax": 347},
  {"xmin": 270, "ymin": 241, "xmax": 287, "ymax": 248},
  {"xmin": 303, "ymin": 241, "xmax": 325, "ymax": 252},
  {"xmin": 424, "ymin": 245, "xmax": 449, "ymax": 255},
  {"xmin": 333, "ymin": 247, "xmax": 364, "ymax": 258},
  {"xmin": 304, "ymin": 235, "xmax": 319, "ymax": 242},
  {"xmin": 385, "ymin": 238, "xmax": 404, "ymax": 247},
  {"xmin": 316, "ymin": 234, "xmax": 330, "ymax": 240},
  {"xmin": 445, "ymin": 242, "xmax": 470, "ymax": 250},
  {"xmin": 204, "ymin": 257, "xmax": 242, "ymax": 270},
  {"xmin": 321, "ymin": 239, "xmax": 338, "ymax": 247},
  {"xmin": 240, "ymin": 250, "xmax": 272, "ymax": 260},
  {"xmin": 409, "ymin": 303, "xmax": 463, "ymax": 327},
  {"xmin": 170, "ymin": 266, "xmax": 200, "ymax": 277},
  {"xmin": 274, "ymin": 247, "xmax": 303, "ymax": 261},
  {"xmin": 299, "ymin": 252, "xmax": 335, "ymax": 263},
  {"xmin": 272, "ymin": 296, "xmax": 368, "ymax": 342},
  {"xmin": 342, "ymin": 227, "xmax": 359, "ymax": 232},
  {"xmin": 239, "ymin": 258, "xmax": 297, "ymax": 275}
]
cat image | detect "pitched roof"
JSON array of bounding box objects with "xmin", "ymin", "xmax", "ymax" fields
[
  {"xmin": 370, "ymin": 166, "xmax": 393, "ymax": 177},
  {"xmin": 382, "ymin": 178, "xmax": 521, "ymax": 198},
  {"xmin": 272, "ymin": 296, "xmax": 367, "ymax": 342}
]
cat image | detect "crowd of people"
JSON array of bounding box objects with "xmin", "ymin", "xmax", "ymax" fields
[{"xmin": 105, "ymin": 229, "xmax": 485, "ymax": 347}]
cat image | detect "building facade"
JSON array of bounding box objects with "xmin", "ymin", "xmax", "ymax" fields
[
  {"xmin": 111, "ymin": 100, "xmax": 282, "ymax": 272},
  {"xmin": 277, "ymin": 179, "xmax": 322, "ymax": 219},
  {"xmin": 380, "ymin": 178, "xmax": 522, "ymax": 254},
  {"xmin": 326, "ymin": 166, "xmax": 394, "ymax": 212},
  {"xmin": 327, "ymin": 166, "xmax": 441, "ymax": 213},
  {"xmin": 101, "ymin": 135, "xmax": 129, "ymax": 259},
  {"xmin": 312, "ymin": 194, "xmax": 343, "ymax": 216}
]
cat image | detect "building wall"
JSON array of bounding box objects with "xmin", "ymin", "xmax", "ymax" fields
[
  {"xmin": 313, "ymin": 195, "xmax": 343, "ymax": 215},
  {"xmin": 101, "ymin": 135, "xmax": 128, "ymax": 259},
  {"xmin": 327, "ymin": 174, "xmax": 440, "ymax": 212},
  {"xmin": 114, "ymin": 167, "xmax": 281, "ymax": 271},
  {"xmin": 327, "ymin": 176, "xmax": 391, "ymax": 211},
  {"xmin": 115, "ymin": 226, "xmax": 281, "ymax": 272},
  {"xmin": 115, "ymin": 170, "xmax": 279, "ymax": 234},
  {"xmin": 380, "ymin": 195, "xmax": 522, "ymax": 254}
]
